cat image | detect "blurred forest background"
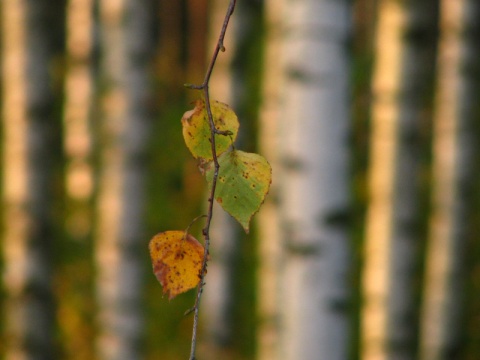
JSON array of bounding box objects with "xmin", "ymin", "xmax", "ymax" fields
[{"xmin": 0, "ymin": 0, "xmax": 479, "ymax": 359}]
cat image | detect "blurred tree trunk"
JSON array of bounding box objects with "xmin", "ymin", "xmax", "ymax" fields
[
  {"xmin": 63, "ymin": 0, "xmax": 94, "ymax": 241},
  {"xmin": 386, "ymin": 2, "xmax": 437, "ymax": 358},
  {"xmin": 95, "ymin": 1, "xmax": 155, "ymax": 359},
  {"xmin": 158, "ymin": 0, "xmax": 184, "ymax": 102},
  {"xmin": 59, "ymin": 0, "xmax": 95, "ymax": 358},
  {"xmin": 257, "ymin": 0, "xmax": 285, "ymax": 358},
  {"xmin": 199, "ymin": 0, "xmax": 238, "ymax": 356},
  {"xmin": 464, "ymin": 3, "xmax": 480, "ymax": 357},
  {"xmin": 276, "ymin": 1, "xmax": 352, "ymax": 359},
  {"xmin": 186, "ymin": 0, "xmax": 207, "ymax": 86},
  {"xmin": 420, "ymin": 1, "xmax": 479, "ymax": 359},
  {"xmin": 201, "ymin": 1, "xmax": 261, "ymax": 357},
  {"xmin": 1, "ymin": 0, "xmax": 59, "ymax": 358},
  {"xmin": 362, "ymin": 1, "xmax": 437, "ymax": 359}
]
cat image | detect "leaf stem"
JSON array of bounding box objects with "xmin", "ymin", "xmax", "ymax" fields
[{"xmin": 188, "ymin": 1, "xmax": 236, "ymax": 359}]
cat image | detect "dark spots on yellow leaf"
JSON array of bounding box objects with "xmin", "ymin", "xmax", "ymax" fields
[
  {"xmin": 217, "ymin": 197, "xmax": 223, "ymax": 204},
  {"xmin": 148, "ymin": 231, "xmax": 205, "ymax": 300},
  {"xmin": 175, "ymin": 251, "xmax": 185, "ymax": 260},
  {"xmin": 217, "ymin": 115, "xmax": 226, "ymax": 125}
]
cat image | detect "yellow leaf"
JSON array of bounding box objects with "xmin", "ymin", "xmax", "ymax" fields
[
  {"xmin": 181, "ymin": 99, "xmax": 239, "ymax": 160},
  {"xmin": 149, "ymin": 231, "xmax": 205, "ymax": 300}
]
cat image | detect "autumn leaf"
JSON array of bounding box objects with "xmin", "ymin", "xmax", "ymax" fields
[
  {"xmin": 148, "ymin": 231, "xmax": 205, "ymax": 300},
  {"xmin": 205, "ymin": 150, "xmax": 272, "ymax": 233},
  {"xmin": 181, "ymin": 99, "xmax": 239, "ymax": 160}
]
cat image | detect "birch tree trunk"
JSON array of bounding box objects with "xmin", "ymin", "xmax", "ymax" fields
[
  {"xmin": 59, "ymin": 1, "xmax": 95, "ymax": 358},
  {"xmin": 463, "ymin": 4, "xmax": 480, "ymax": 357},
  {"xmin": 201, "ymin": 1, "xmax": 261, "ymax": 356},
  {"xmin": 387, "ymin": 3, "xmax": 437, "ymax": 358},
  {"xmin": 63, "ymin": 0, "xmax": 94, "ymax": 240},
  {"xmin": 420, "ymin": 1, "xmax": 479, "ymax": 359},
  {"xmin": 95, "ymin": 1, "xmax": 154, "ymax": 359},
  {"xmin": 257, "ymin": 0, "xmax": 285, "ymax": 358},
  {"xmin": 1, "ymin": 0, "xmax": 58, "ymax": 358},
  {"xmin": 277, "ymin": 1, "xmax": 352, "ymax": 359},
  {"xmin": 199, "ymin": 0, "xmax": 238, "ymax": 355},
  {"xmin": 362, "ymin": 1, "xmax": 437, "ymax": 359}
]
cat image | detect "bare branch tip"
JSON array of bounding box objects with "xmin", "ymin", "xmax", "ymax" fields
[
  {"xmin": 214, "ymin": 129, "xmax": 233, "ymax": 136},
  {"xmin": 184, "ymin": 307, "xmax": 195, "ymax": 317},
  {"xmin": 184, "ymin": 83, "xmax": 203, "ymax": 90}
]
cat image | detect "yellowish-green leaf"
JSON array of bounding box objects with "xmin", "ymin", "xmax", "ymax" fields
[
  {"xmin": 181, "ymin": 99, "xmax": 239, "ymax": 160},
  {"xmin": 206, "ymin": 150, "xmax": 272, "ymax": 233},
  {"xmin": 148, "ymin": 231, "xmax": 204, "ymax": 300}
]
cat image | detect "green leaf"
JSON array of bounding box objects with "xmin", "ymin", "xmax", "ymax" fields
[
  {"xmin": 206, "ymin": 150, "xmax": 272, "ymax": 233},
  {"xmin": 181, "ymin": 99, "xmax": 239, "ymax": 160}
]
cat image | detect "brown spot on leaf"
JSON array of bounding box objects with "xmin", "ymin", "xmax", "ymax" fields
[{"xmin": 148, "ymin": 231, "xmax": 204, "ymax": 300}]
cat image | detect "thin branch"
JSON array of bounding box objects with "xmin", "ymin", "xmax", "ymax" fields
[{"xmin": 187, "ymin": 1, "xmax": 237, "ymax": 359}]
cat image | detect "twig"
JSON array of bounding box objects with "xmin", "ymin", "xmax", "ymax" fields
[{"xmin": 186, "ymin": 1, "xmax": 237, "ymax": 359}]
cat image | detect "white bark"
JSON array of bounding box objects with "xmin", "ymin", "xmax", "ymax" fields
[
  {"xmin": 58, "ymin": 2, "xmax": 95, "ymax": 357},
  {"xmin": 278, "ymin": 1, "xmax": 351, "ymax": 359},
  {"xmin": 2, "ymin": 0, "xmax": 56, "ymax": 358},
  {"xmin": 362, "ymin": 1, "xmax": 436, "ymax": 359},
  {"xmin": 362, "ymin": 4, "xmax": 406, "ymax": 356},
  {"xmin": 387, "ymin": 4, "xmax": 434, "ymax": 358},
  {"xmin": 95, "ymin": 1, "xmax": 154, "ymax": 359},
  {"xmin": 420, "ymin": 1, "xmax": 478, "ymax": 359},
  {"xmin": 200, "ymin": 204, "xmax": 239, "ymax": 353},
  {"xmin": 200, "ymin": 0, "xmax": 242, "ymax": 355},
  {"xmin": 63, "ymin": 0, "xmax": 94, "ymax": 238}
]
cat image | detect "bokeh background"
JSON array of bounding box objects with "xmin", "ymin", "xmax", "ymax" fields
[{"xmin": 0, "ymin": 0, "xmax": 479, "ymax": 359}]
